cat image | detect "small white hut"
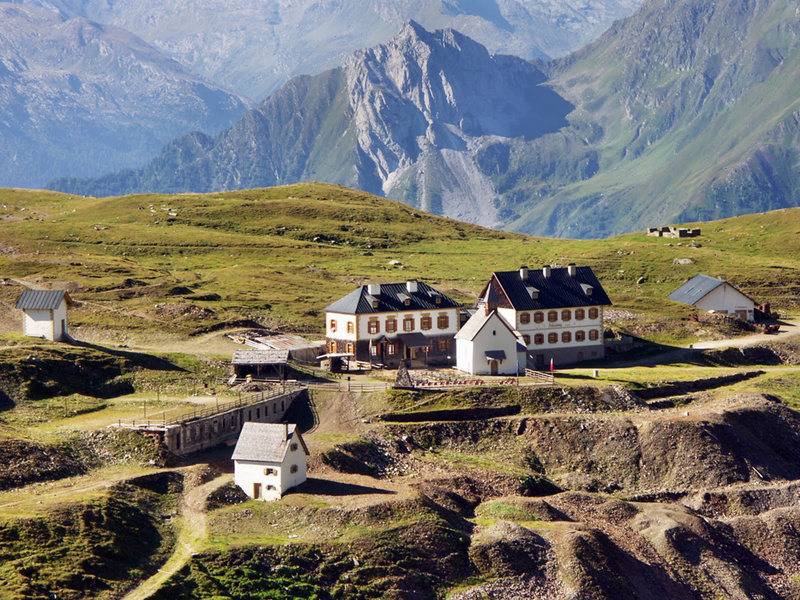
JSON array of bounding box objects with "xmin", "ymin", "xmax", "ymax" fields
[
  {"xmin": 455, "ymin": 307, "xmax": 525, "ymax": 376},
  {"xmin": 232, "ymin": 422, "xmax": 309, "ymax": 501},
  {"xmin": 15, "ymin": 290, "xmax": 74, "ymax": 341}
]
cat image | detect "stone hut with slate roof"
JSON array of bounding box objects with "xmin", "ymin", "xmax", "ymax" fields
[
  {"xmin": 476, "ymin": 265, "xmax": 613, "ymax": 369},
  {"xmin": 324, "ymin": 280, "xmax": 460, "ymax": 368},
  {"xmin": 233, "ymin": 422, "xmax": 309, "ymax": 501},
  {"xmin": 15, "ymin": 289, "xmax": 74, "ymax": 341}
]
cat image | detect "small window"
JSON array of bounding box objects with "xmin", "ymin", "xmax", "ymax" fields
[
  {"xmin": 437, "ymin": 314, "xmax": 450, "ymax": 329},
  {"xmin": 386, "ymin": 318, "xmax": 397, "ymax": 333},
  {"xmin": 291, "ymin": 443, "xmax": 298, "ymax": 451},
  {"xmin": 520, "ymin": 312, "xmax": 531, "ymax": 325},
  {"xmin": 368, "ymin": 319, "xmax": 380, "ymax": 334},
  {"xmin": 576, "ymin": 330, "xmax": 586, "ymax": 342},
  {"xmin": 346, "ymin": 322, "xmax": 354, "ymax": 334},
  {"xmin": 589, "ymin": 329, "xmax": 599, "ymax": 341},
  {"xmin": 523, "ymin": 335, "xmax": 531, "ymax": 345},
  {"xmin": 403, "ymin": 298, "xmax": 411, "ymax": 306},
  {"xmin": 589, "ymin": 308, "xmax": 599, "ymax": 319},
  {"xmin": 403, "ymin": 316, "xmax": 415, "ymax": 332},
  {"xmin": 437, "ymin": 339, "xmax": 449, "ymax": 351},
  {"xmin": 329, "ymin": 319, "xmax": 337, "ymax": 332},
  {"xmin": 370, "ymin": 345, "xmax": 378, "ymax": 356},
  {"xmin": 387, "ymin": 344, "xmax": 396, "ymax": 355},
  {"xmin": 266, "ymin": 485, "xmax": 276, "ymax": 491},
  {"xmin": 290, "ymin": 465, "xmax": 298, "ymax": 474},
  {"xmin": 534, "ymin": 312, "xmax": 544, "ymax": 324},
  {"xmin": 548, "ymin": 311, "xmax": 558, "ymax": 322},
  {"xmin": 561, "ymin": 310, "xmax": 571, "ymax": 321},
  {"xmin": 575, "ymin": 309, "xmax": 586, "ymax": 321},
  {"xmin": 562, "ymin": 331, "xmax": 572, "ymax": 343},
  {"xmin": 264, "ymin": 467, "xmax": 277, "ymax": 476},
  {"xmin": 346, "ymin": 342, "xmax": 354, "ymax": 354},
  {"xmin": 328, "ymin": 340, "xmax": 336, "ymax": 353},
  {"xmin": 548, "ymin": 333, "xmax": 558, "ymax": 344},
  {"xmin": 534, "ymin": 334, "xmax": 544, "ymax": 345},
  {"xmin": 421, "ymin": 316, "xmax": 432, "ymax": 331}
]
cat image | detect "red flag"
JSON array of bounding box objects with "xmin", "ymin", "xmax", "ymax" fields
[{"xmin": 549, "ymin": 357, "xmax": 555, "ymax": 373}]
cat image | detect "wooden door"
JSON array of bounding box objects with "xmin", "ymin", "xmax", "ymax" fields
[
  {"xmin": 253, "ymin": 482, "xmax": 262, "ymax": 499},
  {"xmin": 490, "ymin": 360, "xmax": 499, "ymax": 375}
]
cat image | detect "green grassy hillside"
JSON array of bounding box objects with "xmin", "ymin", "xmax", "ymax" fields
[{"xmin": 0, "ymin": 184, "xmax": 798, "ymax": 348}]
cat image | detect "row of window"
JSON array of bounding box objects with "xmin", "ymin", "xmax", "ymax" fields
[
  {"xmin": 519, "ymin": 307, "xmax": 599, "ymax": 325},
  {"xmin": 328, "ymin": 339, "xmax": 450, "ymax": 355},
  {"xmin": 185, "ymin": 400, "xmax": 286, "ymax": 444},
  {"xmin": 264, "ymin": 463, "xmax": 299, "ymax": 476},
  {"xmin": 522, "ymin": 329, "xmax": 600, "ymax": 346},
  {"xmin": 330, "ymin": 314, "xmax": 450, "ymax": 335}
]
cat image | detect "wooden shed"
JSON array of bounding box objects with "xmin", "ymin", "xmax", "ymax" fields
[{"xmin": 231, "ymin": 349, "xmax": 290, "ymax": 381}]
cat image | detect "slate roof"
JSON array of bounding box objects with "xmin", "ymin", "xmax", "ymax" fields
[
  {"xmin": 668, "ymin": 274, "xmax": 754, "ymax": 306},
  {"xmin": 489, "ymin": 267, "xmax": 612, "ymax": 311},
  {"xmin": 326, "ymin": 281, "xmax": 459, "ymax": 314},
  {"xmin": 232, "ymin": 423, "xmax": 308, "ymax": 463},
  {"xmin": 232, "ymin": 350, "xmax": 290, "ymax": 365},
  {"xmin": 15, "ymin": 290, "xmax": 70, "ymax": 311}
]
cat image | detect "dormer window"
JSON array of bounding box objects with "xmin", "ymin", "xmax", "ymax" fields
[{"xmin": 368, "ymin": 295, "xmax": 379, "ymax": 309}]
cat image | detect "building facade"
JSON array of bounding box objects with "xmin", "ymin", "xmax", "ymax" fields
[
  {"xmin": 325, "ymin": 280, "xmax": 460, "ymax": 368},
  {"xmin": 15, "ymin": 290, "xmax": 73, "ymax": 342},
  {"xmin": 233, "ymin": 422, "xmax": 309, "ymax": 501},
  {"xmin": 455, "ymin": 307, "xmax": 525, "ymax": 375},
  {"xmin": 477, "ymin": 266, "xmax": 612, "ymax": 368}
]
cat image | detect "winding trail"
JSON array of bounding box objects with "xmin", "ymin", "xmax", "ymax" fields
[{"xmin": 124, "ymin": 472, "xmax": 232, "ymax": 600}]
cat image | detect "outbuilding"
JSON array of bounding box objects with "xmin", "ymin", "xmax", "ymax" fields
[
  {"xmin": 455, "ymin": 303, "xmax": 525, "ymax": 376},
  {"xmin": 15, "ymin": 289, "xmax": 74, "ymax": 341},
  {"xmin": 232, "ymin": 422, "xmax": 309, "ymax": 501},
  {"xmin": 231, "ymin": 349, "xmax": 290, "ymax": 381},
  {"xmin": 669, "ymin": 275, "xmax": 756, "ymax": 322}
]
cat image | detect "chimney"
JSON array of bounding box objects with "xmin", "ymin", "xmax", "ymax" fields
[
  {"xmin": 367, "ymin": 283, "xmax": 381, "ymax": 296},
  {"xmin": 542, "ymin": 265, "xmax": 551, "ymax": 278},
  {"xmin": 406, "ymin": 280, "xmax": 418, "ymax": 294},
  {"xmin": 519, "ymin": 266, "xmax": 529, "ymax": 280},
  {"xmin": 567, "ymin": 263, "xmax": 577, "ymax": 277}
]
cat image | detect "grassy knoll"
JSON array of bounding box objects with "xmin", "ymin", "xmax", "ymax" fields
[
  {"xmin": 0, "ymin": 184, "xmax": 798, "ymax": 349},
  {"xmin": 0, "ymin": 477, "xmax": 179, "ymax": 600}
]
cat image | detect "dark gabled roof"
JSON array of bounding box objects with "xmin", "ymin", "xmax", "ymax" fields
[
  {"xmin": 489, "ymin": 267, "xmax": 612, "ymax": 311},
  {"xmin": 232, "ymin": 423, "xmax": 308, "ymax": 463},
  {"xmin": 325, "ymin": 281, "xmax": 459, "ymax": 314},
  {"xmin": 15, "ymin": 289, "xmax": 70, "ymax": 310},
  {"xmin": 668, "ymin": 274, "xmax": 754, "ymax": 306}
]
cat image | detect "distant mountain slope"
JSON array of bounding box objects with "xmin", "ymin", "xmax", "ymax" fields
[
  {"xmin": 0, "ymin": 3, "xmax": 246, "ymax": 188},
  {"xmin": 506, "ymin": 0, "xmax": 800, "ymax": 236},
  {"xmin": 53, "ymin": 22, "xmax": 573, "ymax": 227},
  {"xmin": 52, "ymin": 1, "xmax": 800, "ymax": 238},
  {"xmin": 19, "ymin": 0, "xmax": 643, "ymax": 99}
]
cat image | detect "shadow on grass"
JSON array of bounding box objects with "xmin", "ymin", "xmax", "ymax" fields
[
  {"xmin": 291, "ymin": 477, "xmax": 396, "ymax": 497},
  {"xmin": 69, "ymin": 339, "xmax": 184, "ymax": 372}
]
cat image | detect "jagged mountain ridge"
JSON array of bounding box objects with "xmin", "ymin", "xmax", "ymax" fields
[
  {"xmin": 53, "ymin": 22, "xmax": 572, "ymax": 227},
  {"xmin": 52, "ymin": 0, "xmax": 800, "ymax": 237},
  {"xmin": 18, "ymin": 0, "xmax": 643, "ymax": 99},
  {"xmin": 0, "ymin": 3, "xmax": 246, "ymax": 188}
]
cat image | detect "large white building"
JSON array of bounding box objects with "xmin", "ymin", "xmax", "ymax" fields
[
  {"xmin": 476, "ymin": 265, "xmax": 613, "ymax": 369},
  {"xmin": 455, "ymin": 307, "xmax": 526, "ymax": 375},
  {"xmin": 669, "ymin": 275, "xmax": 756, "ymax": 322},
  {"xmin": 324, "ymin": 280, "xmax": 461, "ymax": 368},
  {"xmin": 15, "ymin": 290, "xmax": 73, "ymax": 342},
  {"xmin": 232, "ymin": 422, "xmax": 309, "ymax": 501}
]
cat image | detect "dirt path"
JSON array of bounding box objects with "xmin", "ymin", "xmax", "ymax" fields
[
  {"xmin": 691, "ymin": 319, "xmax": 800, "ymax": 350},
  {"xmin": 124, "ymin": 472, "xmax": 232, "ymax": 600}
]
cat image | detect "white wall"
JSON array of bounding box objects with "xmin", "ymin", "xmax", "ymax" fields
[
  {"xmin": 21, "ymin": 300, "xmax": 69, "ymax": 341},
  {"xmin": 280, "ymin": 439, "xmax": 307, "ymax": 492},
  {"xmin": 326, "ymin": 308, "xmax": 459, "ymax": 342},
  {"xmin": 696, "ymin": 284, "xmax": 755, "ymax": 321},
  {"xmin": 23, "ymin": 309, "xmax": 55, "ymax": 341},
  {"xmin": 457, "ymin": 313, "xmax": 520, "ymax": 376}
]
